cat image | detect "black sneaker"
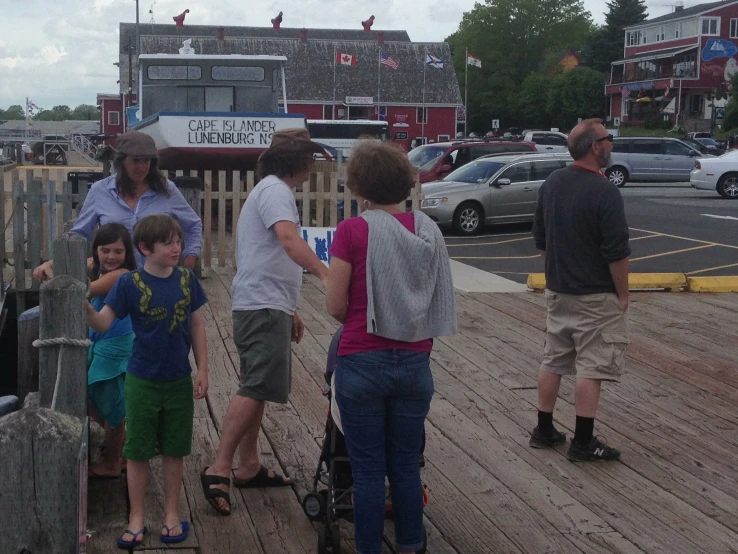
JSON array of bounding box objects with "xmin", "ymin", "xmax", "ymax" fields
[
  {"xmin": 529, "ymin": 426, "xmax": 567, "ymax": 449},
  {"xmin": 567, "ymin": 436, "xmax": 620, "ymax": 462}
]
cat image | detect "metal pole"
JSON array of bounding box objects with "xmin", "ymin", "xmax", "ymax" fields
[
  {"xmin": 135, "ymin": 0, "xmax": 141, "ymax": 57},
  {"xmin": 422, "ymin": 47, "xmax": 426, "ymax": 142},
  {"xmin": 281, "ymin": 63, "xmax": 288, "ymax": 113},
  {"xmin": 377, "ymin": 47, "xmax": 381, "ymax": 121},
  {"xmin": 677, "ymin": 79, "xmax": 682, "ymax": 125},
  {"xmin": 333, "ymin": 45, "xmax": 336, "ymax": 120},
  {"xmin": 464, "ymin": 47, "xmax": 468, "ymax": 137}
]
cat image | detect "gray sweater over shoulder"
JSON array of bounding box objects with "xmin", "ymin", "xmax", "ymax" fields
[{"xmin": 361, "ymin": 209, "xmax": 457, "ymax": 343}]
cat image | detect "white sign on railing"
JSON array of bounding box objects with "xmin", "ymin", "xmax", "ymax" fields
[
  {"xmin": 345, "ymin": 96, "xmax": 374, "ymax": 105},
  {"xmin": 302, "ymin": 227, "xmax": 335, "ymax": 266}
]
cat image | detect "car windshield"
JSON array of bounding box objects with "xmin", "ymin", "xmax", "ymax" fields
[
  {"xmin": 696, "ymin": 138, "xmax": 718, "ymax": 147},
  {"xmin": 407, "ymin": 145, "xmax": 447, "ymax": 171},
  {"xmin": 443, "ymin": 160, "xmax": 506, "ymax": 183}
]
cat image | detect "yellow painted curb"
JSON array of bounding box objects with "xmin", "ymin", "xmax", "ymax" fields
[
  {"xmin": 628, "ymin": 273, "xmax": 687, "ymax": 291},
  {"xmin": 687, "ymin": 276, "xmax": 738, "ymax": 293},
  {"xmin": 527, "ymin": 273, "xmax": 688, "ymax": 291}
]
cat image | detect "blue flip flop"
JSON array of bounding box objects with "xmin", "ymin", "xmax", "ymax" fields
[
  {"xmin": 160, "ymin": 520, "xmax": 189, "ymax": 544},
  {"xmin": 117, "ymin": 526, "xmax": 147, "ymax": 548}
]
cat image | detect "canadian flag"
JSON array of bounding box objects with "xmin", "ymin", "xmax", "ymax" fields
[{"xmin": 336, "ymin": 52, "xmax": 357, "ymax": 66}]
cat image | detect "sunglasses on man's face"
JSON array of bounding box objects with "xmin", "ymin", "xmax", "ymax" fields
[{"xmin": 594, "ymin": 134, "xmax": 614, "ymax": 143}]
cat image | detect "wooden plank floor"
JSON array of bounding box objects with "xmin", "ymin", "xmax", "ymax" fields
[{"xmin": 87, "ymin": 265, "xmax": 738, "ymax": 554}]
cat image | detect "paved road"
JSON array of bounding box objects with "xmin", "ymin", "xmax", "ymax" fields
[{"xmin": 444, "ymin": 182, "xmax": 738, "ymax": 284}]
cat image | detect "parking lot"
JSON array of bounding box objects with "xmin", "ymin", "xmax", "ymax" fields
[{"xmin": 444, "ymin": 182, "xmax": 738, "ymax": 284}]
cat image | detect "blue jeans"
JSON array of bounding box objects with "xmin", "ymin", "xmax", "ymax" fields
[{"xmin": 335, "ymin": 349, "xmax": 434, "ymax": 554}]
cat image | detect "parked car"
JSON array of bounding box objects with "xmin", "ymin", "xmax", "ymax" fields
[
  {"xmin": 682, "ymin": 137, "xmax": 717, "ymax": 156},
  {"xmin": 694, "ymin": 137, "xmax": 726, "ymax": 156},
  {"xmin": 606, "ymin": 137, "xmax": 707, "ymax": 187},
  {"xmin": 523, "ymin": 131, "xmax": 569, "ymax": 153},
  {"xmin": 408, "ymin": 140, "xmax": 537, "ymax": 183},
  {"xmin": 686, "ymin": 131, "xmax": 712, "ymax": 140},
  {"xmin": 690, "ymin": 150, "xmax": 738, "ymax": 198},
  {"xmin": 420, "ymin": 153, "xmax": 572, "ymax": 235}
]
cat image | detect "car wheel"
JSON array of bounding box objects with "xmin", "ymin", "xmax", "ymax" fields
[
  {"xmin": 717, "ymin": 173, "xmax": 738, "ymax": 199},
  {"xmin": 453, "ymin": 202, "xmax": 483, "ymax": 235},
  {"xmin": 606, "ymin": 166, "xmax": 628, "ymax": 188}
]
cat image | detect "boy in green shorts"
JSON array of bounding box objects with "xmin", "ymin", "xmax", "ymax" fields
[{"xmin": 86, "ymin": 214, "xmax": 209, "ymax": 548}]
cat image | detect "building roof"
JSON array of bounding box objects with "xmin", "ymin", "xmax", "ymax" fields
[
  {"xmin": 0, "ymin": 120, "xmax": 99, "ymax": 134},
  {"xmin": 612, "ymin": 44, "xmax": 698, "ymax": 64},
  {"xmin": 625, "ymin": 0, "xmax": 734, "ymax": 29},
  {"xmin": 118, "ymin": 23, "xmax": 461, "ymax": 106}
]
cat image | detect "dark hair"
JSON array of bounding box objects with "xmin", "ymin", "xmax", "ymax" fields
[
  {"xmin": 346, "ymin": 141, "xmax": 416, "ymax": 205},
  {"xmin": 132, "ymin": 214, "xmax": 184, "ymax": 256},
  {"xmin": 256, "ymin": 151, "xmax": 315, "ymax": 180},
  {"xmin": 89, "ymin": 223, "xmax": 137, "ymax": 281},
  {"xmin": 568, "ymin": 118, "xmax": 604, "ymax": 160},
  {"xmin": 113, "ymin": 152, "xmax": 169, "ymax": 197}
]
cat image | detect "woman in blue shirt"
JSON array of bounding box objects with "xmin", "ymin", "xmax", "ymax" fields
[{"xmin": 33, "ymin": 130, "xmax": 202, "ymax": 278}]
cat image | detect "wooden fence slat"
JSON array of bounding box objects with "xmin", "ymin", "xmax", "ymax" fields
[
  {"xmin": 40, "ymin": 169, "xmax": 49, "ymax": 260},
  {"xmin": 329, "ymin": 172, "xmax": 338, "ymax": 228},
  {"xmin": 342, "ymin": 177, "xmax": 352, "ymax": 222},
  {"xmin": 203, "ymin": 171, "xmax": 212, "ymax": 269},
  {"xmin": 316, "ymin": 171, "xmax": 325, "ymax": 228},
  {"xmin": 217, "ymin": 170, "xmax": 226, "ymax": 268},
  {"xmin": 46, "ymin": 181, "xmax": 57, "ymax": 262},
  {"xmin": 78, "ymin": 180, "xmax": 89, "ymax": 209},
  {"xmin": 231, "ymin": 170, "xmax": 241, "ymax": 265},
  {"xmin": 62, "ymin": 181, "xmax": 73, "ymax": 231},
  {"xmin": 27, "ymin": 178, "xmax": 42, "ymax": 289},
  {"xmin": 301, "ymin": 185, "xmax": 310, "ymax": 231},
  {"xmin": 13, "ymin": 180, "xmax": 26, "ymax": 291}
]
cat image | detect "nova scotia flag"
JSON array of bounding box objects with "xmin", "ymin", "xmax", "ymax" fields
[{"xmin": 426, "ymin": 53, "xmax": 444, "ymax": 69}]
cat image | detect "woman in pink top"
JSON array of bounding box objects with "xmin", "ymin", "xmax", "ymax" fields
[{"xmin": 326, "ymin": 142, "xmax": 449, "ymax": 554}]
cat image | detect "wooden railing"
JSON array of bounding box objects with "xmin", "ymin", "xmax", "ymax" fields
[{"xmin": 2, "ymin": 163, "xmax": 424, "ymax": 292}]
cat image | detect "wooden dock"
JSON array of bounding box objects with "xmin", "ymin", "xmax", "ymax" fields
[{"xmin": 86, "ymin": 266, "xmax": 738, "ymax": 554}]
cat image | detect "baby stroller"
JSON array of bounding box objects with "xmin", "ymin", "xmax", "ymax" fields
[{"xmin": 302, "ymin": 327, "xmax": 428, "ymax": 554}]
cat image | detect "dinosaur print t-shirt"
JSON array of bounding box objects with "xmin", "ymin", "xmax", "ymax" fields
[{"xmin": 105, "ymin": 267, "xmax": 207, "ymax": 381}]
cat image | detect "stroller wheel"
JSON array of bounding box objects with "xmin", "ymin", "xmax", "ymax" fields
[
  {"xmin": 416, "ymin": 525, "xmax": 428, "ymax": 554},
  {"xmin": 303, "ymin": 491, "xmax": 327, "ymax": 522},
  {"xmin": 330, "ymin": 524, "xmax": 341, "ymax": 554},
  {"xmin": 318, "ymin": 525, "xmax": 328, "ymax": 554}
]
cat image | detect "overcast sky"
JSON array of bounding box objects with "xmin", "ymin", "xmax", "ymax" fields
[{"xmin": 0, "ymin": 0, "xmax": 679, "ymax": 111}]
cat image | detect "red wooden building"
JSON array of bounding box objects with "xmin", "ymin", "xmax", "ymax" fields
[{"xmin": 607, "ymin": 0, "xmax": 738, "ymax": 129}]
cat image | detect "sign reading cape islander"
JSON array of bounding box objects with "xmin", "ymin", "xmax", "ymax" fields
[
  {"xmin": 187, "ymin": 117, "xmax": 278, "ymax": 146},
  {"xmin": 345, "ymin": 96, "xmax": 374, "ymax": 105}
]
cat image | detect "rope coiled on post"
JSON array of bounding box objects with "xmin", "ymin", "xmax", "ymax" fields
[{"xmin": 33, "ymin": 337, "xmax": 92, "ymax": 410}]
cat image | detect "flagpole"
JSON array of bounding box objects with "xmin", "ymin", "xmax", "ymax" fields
[
  {"xmin": 422, "ymin": 46, "xmax": 427, "ymax": 142},
  {"xmin": 377, "ymin": 48, "xmax": 381, "ymax": 121},
  {"xmin": 465, "ymin": 48, "xmax": 468, "ymax": 138},
  {"xmin": 333, "ymin": 45, "xmax": 337, "ymax": 120}
]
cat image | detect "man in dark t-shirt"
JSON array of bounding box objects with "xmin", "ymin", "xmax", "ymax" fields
[{"xmin": 530, "ymin": 118, "xmax": 630, "ymax": 462}]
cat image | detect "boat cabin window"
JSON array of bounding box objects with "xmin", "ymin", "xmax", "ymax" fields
[
  {"xmin": 211, "ymin": 66, "xmax": 264, "ymax": 81},
  {"xmin": 147, "ymin": 66, "xmax": 201, "ymax": 80}
]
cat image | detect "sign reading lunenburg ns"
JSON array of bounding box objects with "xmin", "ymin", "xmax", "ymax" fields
[
  {"xmin": 163, "ymin": 116, "xmax": 304, "ymax": 148},
  {"xmin": 303, "ymin": 227, "xmax": 335, "ymax": 267}
]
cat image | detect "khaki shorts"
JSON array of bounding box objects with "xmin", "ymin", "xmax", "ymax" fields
[
  {"xmin": 541, "ymin": 290, "xmax": 629, "ymax": 382},
  {"xmin": 233, "ymin": 309, "xmax": 293, "ymax": 403}
]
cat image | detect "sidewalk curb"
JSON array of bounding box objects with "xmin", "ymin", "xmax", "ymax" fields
[{"xmin": 526, "ymin": 273, "xmax": 738, "ymax": 293}]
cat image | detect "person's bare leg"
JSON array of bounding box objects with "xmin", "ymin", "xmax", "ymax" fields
[
  {"xmin": 574, "ymin": 378, "xmax": 601, "ymax": 417},
  {"xmin": 90, "ymin": 421, "xmax": 126, "ymax": 476},
  {"xmin": 161, "ymin": 456, "xmax": 185, "ymax": 537},
  {"xmin": 204, "ymin": 395, "xmax": 264, "ymax": 511},
  {"xmin": 120, "ymin": 460, "xmax": 149, "ymax": 543},
  {"xmin": 537, "ymin": 371, "xmax": 562, "ymax": 412}
]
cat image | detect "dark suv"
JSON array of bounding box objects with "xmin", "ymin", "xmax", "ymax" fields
[{"xmin": 408, "ymin": 140, "xmax": 537, "ymax": 183}]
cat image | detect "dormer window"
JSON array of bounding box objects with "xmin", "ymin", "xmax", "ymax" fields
[{"xmin": 701, "ymin": 17, "xmax": 719, "ymax": 36}]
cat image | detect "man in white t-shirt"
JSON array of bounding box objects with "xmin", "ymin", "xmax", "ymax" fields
[{"xmin": 202, "ymin": 129, "xmax": 330, "ymax": 515}]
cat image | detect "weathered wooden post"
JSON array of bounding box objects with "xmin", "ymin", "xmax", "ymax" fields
[
  {"xmin": 95, "ymin": 145, "xmax": 115, "ymax": 178},
  {"xmin": 0, "ymin": 408, "xmax": 85, "ymax": 554},
  {"xmin": 36, "ymin": 233, "xmax": 89, "ymax": 419},
  {"xmin": 17, "ymin": 306, "xmax": 40, "ymax": 403},
  {"xmin": 173, "ymin": 175, "xmax": 203, "ymax": 278}
]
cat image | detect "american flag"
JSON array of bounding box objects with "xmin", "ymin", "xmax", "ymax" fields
[{"xmin": 380, "ymin": 52, "xmax": 398, "ymax": 70}]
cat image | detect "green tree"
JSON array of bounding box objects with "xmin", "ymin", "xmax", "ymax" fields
[
  {"xmin": 33, "ymin": 110, "xmax": 59, "ymax": 121},
  {"xmin": 722, "ymin": 73, "xmax": 738, "ymax": 131},
  {"xmin": 581, "ymin": 0, "xmax": 648, "ymax": 72},
  {"xmin": 70, "ymin": 104, "xmax": 99, "ymax": 120},
  {"xmin": 516, "ymin": 73, "xmax": 551, "ymax": 129},
  {"xmin": 0, "ymin": 105, "xmax": 25, "ymax": 119},
  {"xmin": 546, "ymin": 67, "xmax": 607, "ymax": 130},
  {"xmin": 447, "ymin": 0, "xmax": 594, "ymax": 132}
]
